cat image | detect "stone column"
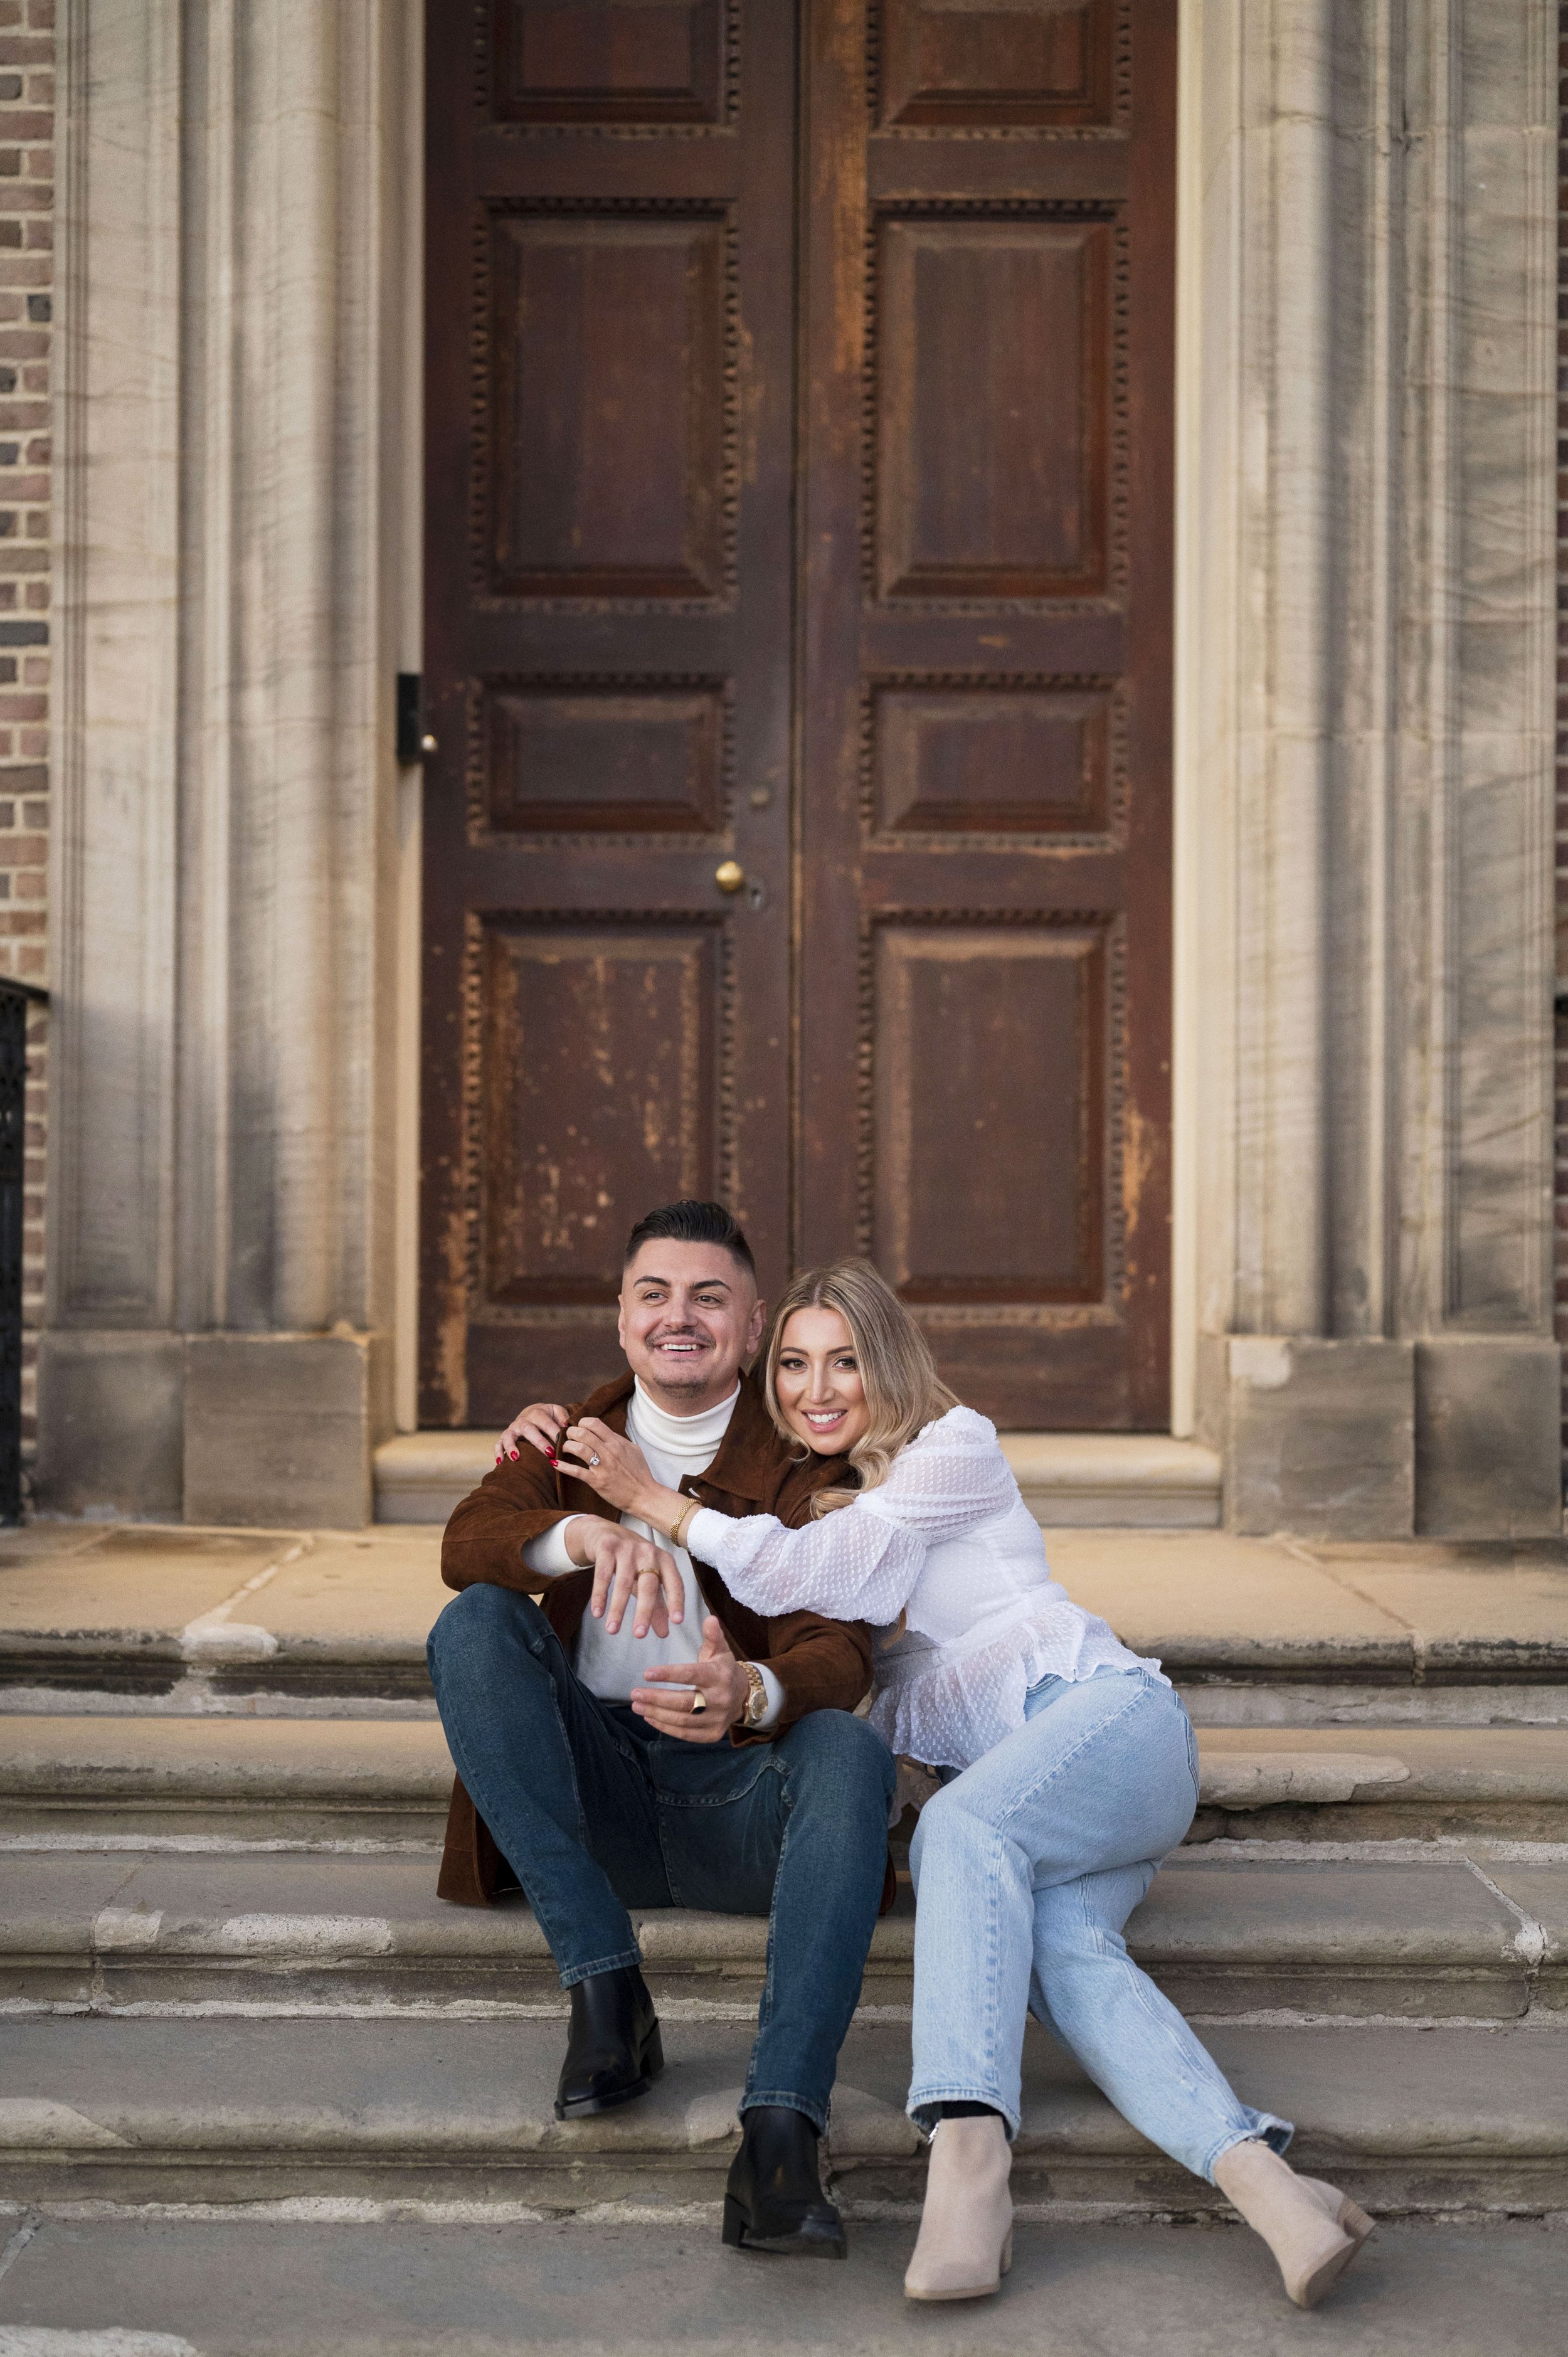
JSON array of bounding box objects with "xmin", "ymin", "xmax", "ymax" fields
[
  {"xmin": 1177, "ymin": 0, "xmax": 1560, "ymax": 1537},
  {"xmin": 39, "ymin": 0, "xmax": 418, "ymax": 1524}
]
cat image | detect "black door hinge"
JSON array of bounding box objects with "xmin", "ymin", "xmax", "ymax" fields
[{"xmin": 396, "ymin": 673, "xmax": 436, "ymax": 765}]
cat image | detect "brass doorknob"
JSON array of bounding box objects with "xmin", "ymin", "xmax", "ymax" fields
[{"xmin": 714, "ymin": 859, "xmax": 746, "ymax": 894}]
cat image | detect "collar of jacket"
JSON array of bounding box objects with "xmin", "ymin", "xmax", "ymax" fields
[{"xmin": 574, "ymin": 1364, "xmax": 835, "ymax": 1505}]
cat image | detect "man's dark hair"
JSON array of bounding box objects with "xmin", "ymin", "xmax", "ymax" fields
[{"xmin": 623, "ymin": 1199, "xmax": 756, "ymax": 1281}]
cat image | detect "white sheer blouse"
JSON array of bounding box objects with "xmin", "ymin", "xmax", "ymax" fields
[{"xmin": 686, "ymin": 1405, "xmax": 1164, "ymax": 1771}]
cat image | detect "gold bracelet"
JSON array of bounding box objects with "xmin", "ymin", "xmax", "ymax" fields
[{"xmin": 669, "ymin": 1495, "xmax": 698, "ymax": 1550}]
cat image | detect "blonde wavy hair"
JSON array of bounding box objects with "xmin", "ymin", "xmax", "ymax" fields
[{"xmin": 761, "ymin": 1258, "xmax": 959, "ymax": 1514}]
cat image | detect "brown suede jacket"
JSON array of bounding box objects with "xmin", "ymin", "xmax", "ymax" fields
[{"xmin": 436, "ymin": 1367, "xmax": 877, "ymax": 1905}]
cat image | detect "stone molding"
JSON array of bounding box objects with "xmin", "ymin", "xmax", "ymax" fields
[
  {"xmin": 1175, "ymin": 1, "xmax": 1560, "ymax": 1531},
  {"xmin": 49, "ymin": 0, "xmax": 180, "ymax": 1330},
  {"xmin": 42, "ymin": 0, "xmax": 417, "ymax": 1520}
]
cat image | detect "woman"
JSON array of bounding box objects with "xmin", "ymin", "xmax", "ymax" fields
[{"xmin": 510, "ymin": 1259, "xmax": 1372, "ymax": 2309}]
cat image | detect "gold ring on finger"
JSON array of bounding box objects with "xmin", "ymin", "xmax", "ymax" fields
[{"xmin": 690, "ymin": 1691, "xmax": 707, "ymax": 1715}]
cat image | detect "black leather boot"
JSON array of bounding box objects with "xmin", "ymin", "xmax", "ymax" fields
[
  {"xmin": 723, "ymin": 2105, "xmax": 846, "ymax": 2258},
  {"xmin": 553, "ymin": 1964, "xmax": 664, "ymax": 2121}
]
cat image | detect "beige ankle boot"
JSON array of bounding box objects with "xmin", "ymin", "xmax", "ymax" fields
[
  {"xmin": 1211, "ymin": 2138, "xmax": 1373, "ymax": 2309},
  {"xmin": 904, "ymin": 2115, "xmax": 1014, "ymax": 2302}
]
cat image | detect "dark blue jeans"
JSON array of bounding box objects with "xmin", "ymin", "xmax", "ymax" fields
[{"xmin": 426, "ymin": 1583, "xmax": 896, "ymax": 2132}]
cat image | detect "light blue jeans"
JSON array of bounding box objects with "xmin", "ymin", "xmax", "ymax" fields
[{"xmin": 906, "ymin": 1666, "xmax": 1291, "ymax": 2181}]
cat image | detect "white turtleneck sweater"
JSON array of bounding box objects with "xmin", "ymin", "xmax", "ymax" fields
[{"xmin": 521, "ymin": 1379, "xmax": 783, "ymax": 1727}]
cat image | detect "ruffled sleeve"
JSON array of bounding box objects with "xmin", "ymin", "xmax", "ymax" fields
[{"xmin": 686, "ymin": 1406, "xmax": 1012, "ymax": 1624}]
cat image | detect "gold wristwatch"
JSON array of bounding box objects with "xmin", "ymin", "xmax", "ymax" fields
[{"xmin": 738, "ymin": 1660, "xmax": 770, "ymax": 1730}]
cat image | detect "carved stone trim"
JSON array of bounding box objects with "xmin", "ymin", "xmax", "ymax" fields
[{"xmin": 50, "ymin": 0, "xmax": 181, "ymax": 1327}]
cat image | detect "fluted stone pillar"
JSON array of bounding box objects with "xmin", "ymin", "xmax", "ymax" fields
[
  {"xmin": 39, "ymin": 0, "xmax": 1560, "ymax": 1539},
  {"xmin": 39, "ymin": 0, "xmax": 418, "ymax": 1523},
  {"xmin": 1177, "ymin": 0, "xmax": 1560, "ymax": 1536}
]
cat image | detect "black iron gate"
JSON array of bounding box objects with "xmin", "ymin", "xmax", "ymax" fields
[{"xmin": 0, "ymin": 978, "xmax": 43, "ymax": 1523}]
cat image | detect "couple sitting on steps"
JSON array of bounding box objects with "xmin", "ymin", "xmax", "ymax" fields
[{"xmin": 428, "ymin": 1198, "xmax": 1373, "ymax": 2310}]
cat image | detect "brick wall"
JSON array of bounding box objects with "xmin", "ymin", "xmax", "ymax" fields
[
  {"xmin": 0, "ymin": 0, "xmax": 51, "ymax": 1473},
  {"xmin": 1559, "ymin": 8, "xmax": 1568, "ymax": 1485}
]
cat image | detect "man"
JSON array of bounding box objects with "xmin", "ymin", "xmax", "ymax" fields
[{"xmin": 428, "ymin": 1199, "xmax": 896, "ymax": 2260}]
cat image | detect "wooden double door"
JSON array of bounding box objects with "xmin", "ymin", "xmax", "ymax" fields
[{"xmin": 421, "ymin": 0, "xmax": 1176, "ymax": 1430}]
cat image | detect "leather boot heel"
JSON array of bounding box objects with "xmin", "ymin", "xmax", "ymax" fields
[{"xmin": 722, "ymin": 2107, "xmax": 846, "ymax": 2258}]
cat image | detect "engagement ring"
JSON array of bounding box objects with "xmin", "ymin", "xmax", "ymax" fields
[{"xmin": 589, "ymin": 1452, "xmax": 600, "ymax": 1466}]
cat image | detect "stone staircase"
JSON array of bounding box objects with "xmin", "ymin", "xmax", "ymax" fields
[
  {"xmin": 1, "ymin": 1521, "xmax": 1566, "ymax": 2348},
  {"xmin": 373, "ymin": 1430, "xmax": 1226, "ymax": 1530}
]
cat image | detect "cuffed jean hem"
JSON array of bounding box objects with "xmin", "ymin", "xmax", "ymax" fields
[
  {"xmin": 557, "ymin": 1945, "xmax": 643, "ymax": 1991},
  {"xmin": 739, "ymin": 2088, "xmax": 829, "ymax": 2137},
  {"xmin": 908, "ymin": 2085, "xmax": 1019, "ymax": 2142},
  {"xmin": 1202, "ymin": 2115, "xmax": 1295, "ymax": 2183}
]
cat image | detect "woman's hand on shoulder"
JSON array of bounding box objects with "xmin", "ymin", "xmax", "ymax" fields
[
  {"xmin": 555, "ymin": 1417, "xmax": 666, "ymax": 1522},
  {"xmin": 495, "ymin": 1402, "xmax": 568, "ymax": 1466}
]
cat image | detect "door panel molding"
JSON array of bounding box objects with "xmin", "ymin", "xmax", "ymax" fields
[
  {"xmin": 421, "ymin": 0, "xmax": 796, "ymax": 1425},
  {"xmin": 798, "ymin": 0, "xmax": 1173, "ymax": 1427}
]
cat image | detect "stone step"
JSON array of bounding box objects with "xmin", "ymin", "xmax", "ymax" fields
[
  {"xmin": 1190, "ymin": 1726, "xmax": 1568, "ymax": 1841},
  {"xmin": 0, "ymin": 2212, "xmax": 1559, "ymax": 2356},
  {"xmin": 1, "ymin": 2014, "xmax": 1563, "ymax": 2217},
  {"xmin": 0, "ymin": 1525, "xmax": 445, "ymax": 1707},
  {"xmin": 6, "ymin": 1716, "xmax": 1568, "ymax": 1846},
  {"xmin": 373, "ymin": 1431, "xmax": 1226, "ymax": 1530},
  {"xmin": 6, "ymin": 1523, "xmax": 1568, "ymax": 1719},
  {"xmin": 3, "ymin": 1847, "xmax": 1562, "ymax": 2024},
  {"xmin": 0, "ymin": 1716, "xmax": 453, "ymax": 1845}
]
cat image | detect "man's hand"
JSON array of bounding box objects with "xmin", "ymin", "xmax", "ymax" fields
[
  {"xmin": 568, "ymin": 1518, "xmax": 686, "ymax": 1640},
  {"xmin": 495, "ymin": 1401, "xmax": 568, "ymax": 1466},
  {"xmin": 631, "ymin": 1616, "xmax": 750, "ymax": 1744}
]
